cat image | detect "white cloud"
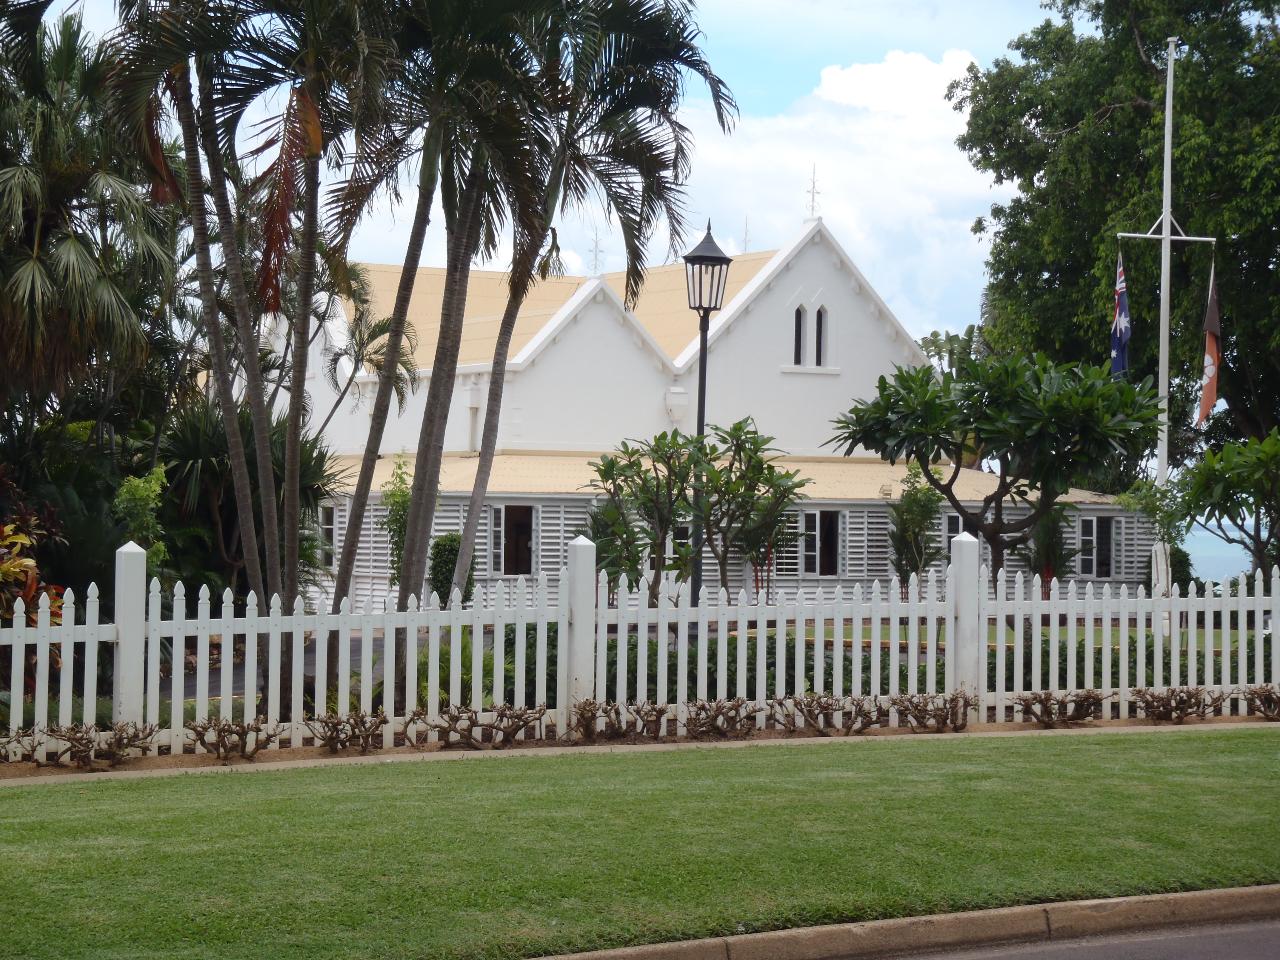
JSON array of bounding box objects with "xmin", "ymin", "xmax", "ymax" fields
[{"xmin": 654, "ymin": 48, "xmax": 1010, "ymax": 337}]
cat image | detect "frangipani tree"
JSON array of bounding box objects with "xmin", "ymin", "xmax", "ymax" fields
[{"xmin": 831, "ymin": 355, "xmax": 1158, "ymax": 575}]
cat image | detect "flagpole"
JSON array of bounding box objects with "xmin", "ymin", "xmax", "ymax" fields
[{"xmin": 1156, "ymin": 35, "xmax": 1177, "ymax": 488}]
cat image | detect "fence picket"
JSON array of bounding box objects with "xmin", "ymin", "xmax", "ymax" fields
[
  {"xmin": 170, "ymin": 583, "xmax": 186, "ymax": 753},
  {"xmin": 994, "ymin": 570, "xmax": 1006, "ymax": 723},
  {"xmin": 146, "ymin": 578, "xmax": 162, "ymax": 733},
  {"xmin": 34, "ymin": 594, "xmax": 51, "ymax": 754},
  {"xmin": 58, "ymin": 589, "xmax": 75, "ymax": 729},
  {"xmin": 737, "ymin": 589, "xmax": 751, "ymax": 704},
  {"xmin": 291, "ymin": 597, "xmax": 305, "ymax": 748},
  {"xmin": 1117, "ymin": 585, "xmax": 1130, "ymax": 719},
  {"xmin": 753, "ymin": 590, "xmax": 767, "ymax": 729},
  {"xmin": 655, "ymin": 581, "xmax": 670, "ymax": 714},
  {"xmin": 243, "ymin": 593, "xmax": 259, "ymax": 723},
  {"xmin": 195, "ymin": 586, "xmax": 210, "ymax": 744},
  {"xmin": 1101, "ymin": 585, "xmax": 1113, "ymax": 715},
  {"xmin": 869, "ymin": 581, "xmax": 883, "ymax": 713},
  {"xmin": 220, "ymin": 590, "xmax": 236, "ymax": 722},
  {"xmin": 427, "ymin": 592, "xmax": 442, "ymax": 744},
  {"xmin": 83, "ymin": 585, "xmax": 100, "ymax": 727},
  {"xmin": 696, "ymin": 587, "xmax": 709, "ymax": 701},
  {"xmin": 716, "ymin": 588, "xmax": 730, "ymax": 701}
]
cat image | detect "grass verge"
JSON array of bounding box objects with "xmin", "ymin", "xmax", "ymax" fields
[{"xmin": 2, "ymin": 728, "xmax": 1278, "ymax": 959}]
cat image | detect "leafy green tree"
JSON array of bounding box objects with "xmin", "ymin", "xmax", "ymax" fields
[
  {"xmin": 1013, "ymin": 504, "xmax": 1078, "ymax": 590},
  {"xmin": 378, "ymin": 456, "xmax": 411, "ymax": 590},
  {"xmin": 0, "ymin": 14, "xmax": 173, "ymax": 413},
  {"xmin": 589, "ymin": 430, "xmax": 698, "ymax": 604},
  {"xmin": 888, "ymin": 463, "xmax": 945, "ymax": 585},
  {"xmin": 948, "ymin": 1, "xmax": 1280, "ymax": 467},
  {"xmin": 1180, "ymin": 429, "xmax": 1280, "ymax": 574},
  {"xmin": 427, "ymin": 532, "xmax": 473, "ymax": 607},
  {"xmin": 576, "ymin": 500, "xmax": 644, "ymax": 602},
  {"xmin": 112, "ymin": 466, "xmax": 169, "ymax": 573},
  {"xmin": 692, "ymin": 419, "xmax": 809, "ymax": 595},
  {"xmin": 831, "ymin": 356, "xmax": 1159, "ymax": 575}
]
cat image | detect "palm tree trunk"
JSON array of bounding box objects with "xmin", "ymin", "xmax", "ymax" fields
[
  {"xmin": 397, "ymin": 164, "xmax": 487, "ymax": 613},
  {"xmin": 196, "ymin": 69, "xmax": 283, "ymax": 602},
  {"xmin": 283, "ymin": 153, "xmax": 321, "ymax": 608},
  {"xmin": 326, "ymin": 143, "xmax": 439, "ymax": 690},
  {"xmin": 173, "ymin": 66, "xmax": 266, "ymax": 604},
  {"xmin": 450, "ymin": 229, "xmax": 546, "ymax": 594}
]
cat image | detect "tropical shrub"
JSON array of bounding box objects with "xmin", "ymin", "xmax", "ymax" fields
[{"xmin": 428, "ymin": 532, "xmax": 473, "ymax": 605}]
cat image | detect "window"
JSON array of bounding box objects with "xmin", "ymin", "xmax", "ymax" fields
[
  {"xmin": 793, "ymin": 306, "xmax": 806, "ymax": 365},
  {"xmin": 815, "ymin": 307, "xmax": 826, "ymax": 367},
  {"xmin": 320, "ymin": 505, "xmax": 335, "ymax": 569},
  {"xmin": 802, "ymin": 509, "xmax": 841, "ymax": 577},
  {"xmin": 491, "ymin": 505, "xmax": 536, "ymax": 576},
  {"xmin": 650, "ymin": 524, "xmax": 691, "ymax": 574},
  {"xmin": 944, "ymin": 514, "xmax": 962, "ymax": 556},
  {"xmin": 1078, "ymin": 516, "xmax": 1114, "ymax": 578}
]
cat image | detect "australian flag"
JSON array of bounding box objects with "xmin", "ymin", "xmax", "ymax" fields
[{"xmin": 1111, "ymin": 251, "xmax": 1131, "ymax": 377}]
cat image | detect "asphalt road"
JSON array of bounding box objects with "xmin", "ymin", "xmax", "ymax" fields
[{"xmin": 904, "ymin": 920, "xmax": 1280, "ymax": 959}]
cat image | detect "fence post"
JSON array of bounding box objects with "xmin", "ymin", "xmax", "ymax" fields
[
  {"xmin": 565, "ymin": 535, "xmax": 598, "ymax": 704},
  {"xmin": 113, "ymin": 542, "xmax": 147, "ymax": 724},
  {"xmin": 950, "ymin": 533, "xmax": 982, "ymax": 697}
]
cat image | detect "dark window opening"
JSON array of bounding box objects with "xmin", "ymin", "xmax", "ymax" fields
[
  {"xmin": 492, "ymin": 505, "xmax": 535, "ymax": 576},
  {"xmin": 793, "ymin": 307, "xmax": 805, "ymax": 365},
  {"xmin": 815, "ymin": 307, "xmax": 826, "ymax": 366},
  {"xmin": 1079, "ymin": 516, "xmax": 1114, "ymax": 579},
  {"xmin": 802, "ymin": 510, "xmax": 840, "ymax": 576}
]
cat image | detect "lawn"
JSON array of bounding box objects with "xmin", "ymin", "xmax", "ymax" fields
[{"xmin": 2, "ymin": 729, "xmax": 1278, "ymax": 960}]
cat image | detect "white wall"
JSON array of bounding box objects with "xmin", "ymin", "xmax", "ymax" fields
[
  {"xmin": 675, "ymin": 225, "xmax": 924, "ymax": 454},
  {"xmin": 310, "ymin": 220, "xmax": 926, "ymax": 458}
]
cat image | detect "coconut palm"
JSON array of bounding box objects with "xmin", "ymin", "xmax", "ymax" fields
[
  {"xmin": 199, "ymin": 0, "xmax": 396, "ymax": 608},
  {"xmin": 450, "ymin": 0, "xmax": 737, "ymax": 593},
  {"xmin": 324, "ymin": 0, "xmax": 549, "ymax": 616}
]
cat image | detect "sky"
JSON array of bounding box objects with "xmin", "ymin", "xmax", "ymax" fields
[
  {"xmin": 70, "ymin": 0, "xmax": 1050, "ymax": 340},
  {"xmin": 65, "ymin": 0, "xmax": 1253, "ymax": 580}
]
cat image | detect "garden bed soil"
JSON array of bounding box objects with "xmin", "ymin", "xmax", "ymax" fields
[{"xmin": 0, "ymin": 711, "xmax": 1268, "ymax": 782}]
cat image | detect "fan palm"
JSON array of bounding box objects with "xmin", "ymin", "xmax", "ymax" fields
[
  {"xmin": 450, "ymin": 0, "xmax": 736, "ymax": 593},
  {"xmin": 0, "ymin": 13, "xmax": 171, "ymax": 413},
  {"xmin": 324, "ymin": 0, "xmax": 549, "ymax": 615}
]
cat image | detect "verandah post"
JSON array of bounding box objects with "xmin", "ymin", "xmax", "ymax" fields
[
  {"xmin": 113, "ymin": 541, "xmax": 147, "ymax": 724},
  {"xmin": 950, "ymin": 533, "xmax": 982, "ymax": 701},
  {"xmin": 565, "ymin": 535, "xmax": 598, "ymax": 704}
]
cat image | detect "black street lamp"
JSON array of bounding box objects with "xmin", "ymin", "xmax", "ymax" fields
[{"xmin": 682, "ymin": 221, "xmax": 731, "ymax": 606}]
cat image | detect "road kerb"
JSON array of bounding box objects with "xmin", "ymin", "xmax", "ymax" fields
[{"xmin": 538, "ymin": 885, "xmax": 1280, "ymax": 960}]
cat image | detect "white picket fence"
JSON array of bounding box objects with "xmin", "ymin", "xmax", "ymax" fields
[{"xmin": 2, "ymin": 534, "xmax": 1277, "ymax": 759}]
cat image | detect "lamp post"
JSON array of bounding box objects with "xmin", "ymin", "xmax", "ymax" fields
[{"xmin": 682, "ymin": 221, "xmax": 732, "ymax": 606}]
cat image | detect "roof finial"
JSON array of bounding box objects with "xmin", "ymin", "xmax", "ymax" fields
[
  {"xmin": 806, "ymin": 164, "xmax": 820, "ymax": 217},
  {"xmin": 589, "ymin": 226, "xmax": 604, "ymax": 274}
]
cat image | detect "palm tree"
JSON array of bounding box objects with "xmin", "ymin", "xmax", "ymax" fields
[
  {"xmin": 109, "ymin": 1, "xmax": 270, "ymax": 602},
  {"xmin": 318, "ymin": 307, "xmax": 418, "ymax": 435},
  {"xmin": 449, "ymin": 0, "xmax": 736, "ymax": 594},
  {"xmin": 322, "ymin": 0, "xmax": 549, "ymax": 615},
  {"xmin": 0, "ymin": 13, "xmax": 170, "ymax": 414},
  {"xmin": 201, "ymin": 0, "xmax": 395, "ymax": 608}
]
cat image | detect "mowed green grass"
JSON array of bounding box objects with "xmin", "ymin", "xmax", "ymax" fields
[{"xmin": 2, "ymin": 730, "xmax": 1279, "ymax": 960}]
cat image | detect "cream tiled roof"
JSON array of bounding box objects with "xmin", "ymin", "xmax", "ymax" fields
[
  {"xmin": 354, "ymin": 251, "xmax": 777, "ymax": 369},
  {"xmin": 332, "ymin": 452, "xmax": 1114, "ymax": 505},
  {"xmin": 601, "ymin": 251, "xmax": 777, "ymax": 360}
]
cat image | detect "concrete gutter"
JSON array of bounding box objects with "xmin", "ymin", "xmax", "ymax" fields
[{"xmin": 536, "ymin": 885, "xmax": 1280, "ymax": 960}]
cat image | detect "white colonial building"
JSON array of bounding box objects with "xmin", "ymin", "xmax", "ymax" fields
[{"xmin": 309, "ymin": 219, "xmax": 1153, "ymax": 606}]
